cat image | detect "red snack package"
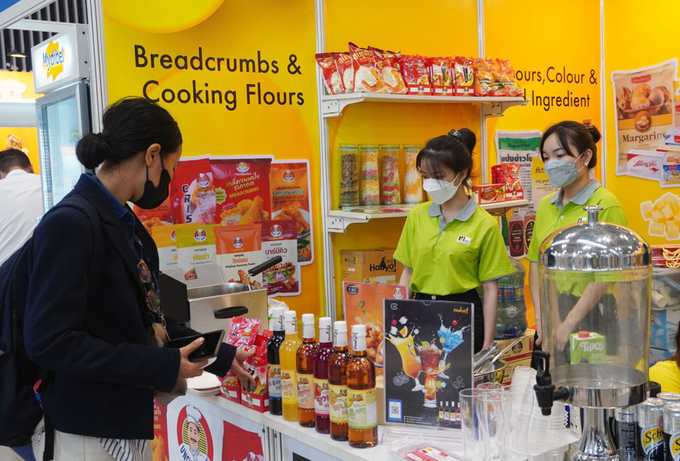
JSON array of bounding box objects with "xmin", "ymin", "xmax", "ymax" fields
[
  {"xmin": 315, "ymin": 53, "xmax": 344, "ymax": 95},
  {"xmin": 221, "ymin": 316, "xmax": 261, "ymax": 402},
  {"xmin": 430, "ymin": 57, "xmax": 454, "ymax": 96},
  {"xmin": 498, "ymin": 59, "xmax": 524, "ymax": 97},
  {"xmin": 454, "ymin": 56, "xmax": 475, "ymax": 96},
  {"xmin": 240, "ymin": 331, "xmax": 273, "ymax": 412},
  {"xmin": 491, "ymin": 164, "xmax": 508, "ymax": 186},
  {"xmin": 401, "ymin": 55, "xmax": 432, "ymax": 95},
  {"xmin": 473, "ymin": 58, "xmax": 495, "ymax": 97},
  {"xmin": 349, "ymin": 42, "xmax": 383, "ymax": 93},
  {"xmin": 170, "ymin": 157, "xmax": 216, "ymax": 224},
  {"xmin": 504, "ymin": 162, "xmax": 523, "ymax": 200},
  {"xmin": 334, "ymin": 52, "xmax": 354, "ymax": 94},
  {"xmin": 370, "ymin": 47, "xmax": 407, "ymax": 95},
  {"xmin": 211, "ymin": 157, "xmax": 272, "ymax": 227},
  {"xmin": 133, "ymin": 197, "xmax": 172, "ymax": 235}
]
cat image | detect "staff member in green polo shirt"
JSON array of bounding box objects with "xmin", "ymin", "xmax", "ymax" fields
[
  {"xmin": 527, "ymin": 121, "xmax": 627, "ymax": 351},
  {"xmin": 395, "ymin": 128, "xmax": 514, "ymax": 353}
]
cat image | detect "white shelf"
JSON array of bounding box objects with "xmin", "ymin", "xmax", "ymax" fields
[
  {"xmin": 327, "ymin": 200, "xmax": 531, "ymax": 232},
  {"xmin": 321, "ymin": 93, "xmax": 529, "ymax": 118}
]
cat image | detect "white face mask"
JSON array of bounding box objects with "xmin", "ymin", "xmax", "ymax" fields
[{"xmin": 423, "ymin": 174, "xmax": 461, "ymax": 205}]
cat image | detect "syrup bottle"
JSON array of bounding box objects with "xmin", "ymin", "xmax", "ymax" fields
[
  {"xmin": 296, "ymin": 313, "xmax": 317, "ymax": 427},
  {"xmin": 347, "ymin": 324, "xmax": 378, "ymax": 448},
  {"xmin": 328, "ymin": 321, "xmax": 350, "ymax": 441},
  {"xmin": 280, "ymin": 310, "xmax": 301, "ymax": 422},
  {"xmin": 266, "ymin": 307, "xmax": 286, "ymax": 416},
  {"xmin": 313, "ymin": 317, "xmax": 333, "ymax": 434}
]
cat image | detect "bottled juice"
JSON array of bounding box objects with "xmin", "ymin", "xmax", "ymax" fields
[
  {"xmin": 328, "ymin": 321, "xmax": 350, "ymax": 441},
  {"xmin": 347, "ymin": 324, "xmax": 378, "ymax": 448},
  {"xmin": 267, "ymin": 307, "xmax": 286, "ymax": 416},
  {"xmin": 297, "ymin": 313, "xmax": 317, "ymax": 427},
  {"xmin": 313, "ymin": 317, "xmax": 333, "ymax": 434},
  {"xmin": 280, "ymin": 310, "xmax": 301, "ymax": 422}
]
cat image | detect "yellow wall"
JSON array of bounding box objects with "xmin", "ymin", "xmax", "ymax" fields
[{"xmin": 0, "ymin": 127, "xmax": 40, "ymax": 173}]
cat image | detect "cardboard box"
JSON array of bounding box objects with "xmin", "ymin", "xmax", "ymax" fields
[
  {"xmin": 651, "ymin": 307, "xmax": 680, "ymax": 351},
  {"xmin": 569, "ymin": 331, "xmax": 606, "ymax": 364},
  {"xmin": 220, "ymin": 376, "xmax": 241, "ymax": 404},
  {"xmin": 473, "ymin": 184, "xmax": 506, "ymax": 205},
  {"xmin": 501, "ymin": 356, "xmax": 533, "ymax": 386},
  {"xmin": 650, "ymin": 347, "xmax": 674, "ymax": 365},
  {"xmin": 341, "ymin": 249, "xmax": 400, "ymax": 284},
  {"xmin": 627, "ymin": 149, "xmax": 666, "ymax": 181},
  {"xmin": 496, "ymin": 329, "xmax": 534, "ymax": 386},
  {"xmin": 241, "ymin": 391, "xmax": 269, "ymax": 413}
]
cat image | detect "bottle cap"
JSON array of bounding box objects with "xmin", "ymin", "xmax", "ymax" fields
[
  {"xmin": 302, "ymin": 314, "xmax": 315, "ymax": 339},
  {"xmin": 319, "ymin": 317, "xmax": 332, "ymax": 343},
  {"xmin": 334, "ymin": 321, "xmax": 347, "ymax": 332},
  {"xmin": 333, "ymin": 321, "xmax": 348, "ymax": 347},
  {"xmin": 577, "ymin": 331, "xmax": 590, "ymax": 339},
  {"xmin": 284, "ymin": 310, "xmax": 297, "ymax": 335},
  {"xmin": 302, "ymin": 313, "xmax": 315, "ymax": 325},
  {"xmin": 271, "ymin": 307, "xmax": 285, "ymax": 331},
  {"xmin": 351, "ymin": 324, "xmax": 367, "ymax": 352}
]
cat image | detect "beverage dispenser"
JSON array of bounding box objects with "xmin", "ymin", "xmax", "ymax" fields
[{"xmin": 534, "ymin": 206, "xmax": 651, "ymax": 461}]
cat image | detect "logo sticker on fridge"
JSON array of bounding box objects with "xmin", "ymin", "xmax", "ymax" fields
[{"xmin": 42, "ymin": 41, "xmax": 65, "ymax": 81}]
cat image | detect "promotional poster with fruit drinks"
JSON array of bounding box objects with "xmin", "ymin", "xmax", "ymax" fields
[
  {"xmin": 342, "ymin": 282, "xmax": 408, "ymax": 377},
  {"xmin": 271, "ymin": 160, "xmax": 314, "ymax": 265},
  {"xmin": 383, "ymin": 299, "xmax": 472, "ymax": 429}
]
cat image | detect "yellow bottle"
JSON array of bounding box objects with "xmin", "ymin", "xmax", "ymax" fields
[{"xmin": 280, "ymin": 310, "xmax": 302, "ymax": 422}]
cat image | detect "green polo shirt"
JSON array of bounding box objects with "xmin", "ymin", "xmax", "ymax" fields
[{"xmin": 394, "ymin": 197, "xmax": 514, "ymax": 296}]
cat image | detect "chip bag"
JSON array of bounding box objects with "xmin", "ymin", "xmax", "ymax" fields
[
  {"xmin": 211, "ymin": 157, "xmax": 272, "ymax": 227},
  {"xmin": 402, "ymin": 55, "xmax": 432, "ymax": 95},
  {"xmin": 214, "ymin": 224, "xmax": 263, "ymax": 286},
  {"xmin": 334, "ymin": 52, "xmax": 354, "ymax": 94},
  {"xmin": 473, "ymin": 58, "xmax": 495, "ymax": 97},
  {"xmin": 170, "ymin": 157, "xmax": 216, "ymax": 225},
  {"xmin": 316, "ymin": 53, "xmax": 344, "ymax": 95},
  {"xmin": 454, "ymin": 56, "xmax": 475, "ymax": 96},
  {"xmin": 349, "ymin": 42, "xmax": 383, "ymax": 93},
  {"xmin": 270, "ymin": 161, "xmax": 313, "ymax": 264},
  {"xmin": 261, "ymin": 220, "xmax": 299, "ymax": 296},
  {"xmin": 371, "ymin": 47, "xmax": 406, "ymax": 95},
  {"xmin": 498, "ymin": 59, "xmax": 523, "ymax": 97},
  {"xmin": 430, "ymin": 57, "xmax": 454, "ymax": 96},
  {"xmin": 175, "ymin": 224, "xmax": 217, "ymax": 281},
  {"xmin": 133, "ymin": 197, "xmax": 172, "ymax": 235},
  {"xmin": 152, "ymin": 224, "xmax": 179, "ymax": 270}
]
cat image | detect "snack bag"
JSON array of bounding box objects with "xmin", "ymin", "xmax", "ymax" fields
[
  {"xmin": 133, "ymin": 197, "xmax": 172, "ymax": 235},
  {"xmin": 349, "ymin": 42, "xmax": 383, "ymax": 93},
  {"xmin": 170, "ymin": 157, "xmax": 216, "ymax": 225},
  {"xmin": 402, "ymin": 55, "xmax": 432, "ymax": 95},
  {"xmin": 454, "ymin": 56, "xmax": 475, "ymax": 96},
  {"xmin": 152, "ymin": 224, "xmax": 179, "ymax": 270},
  {"xmin": 371, "ymin": 47, "xmax": 406, "ymax": 94},
  {"xmin": 334, "ymin": 52, "xmax": 354, "ymax": 94},
  {"xmin": 315, "ymin": 53, "xmax": 344, "ymax": 95},
  {"xmin": 492, "ymin": 163, "xmax": 523, "ymax": 200},
  {"xmin": 241, "ymin": 331, "xmax": 273, "ymax": 412},
  {"xmin": 211, "ymin": 157, "xmax": 272, "ymax": 226},
  {"xmin": 473, "ymin": 58, "xmax": 495, "ymax": 96},
  {"xmin": 175, "ymin": 224, "xmax": 217, "ymax": 281},
  {"xmin": 498, "ymin": 59, "xmax": 523, "ymax": 97},
  {"xmin": 430, "ymin": 57, "xmax": 454, "ymax": 96},
  {"xmin": 222, "ymin": 317, "xmax": 262, "ymax": 402},
  {"xmin": 260, "ymin": 220, "xmax": 299, "ymax": 296},
  {"xmin": 270, "ymin": 161, "xmax": 313, "ymax": 264},
  {"xmin": 214, "ymin": 224, "xmax": 263, "ymax": 286}
]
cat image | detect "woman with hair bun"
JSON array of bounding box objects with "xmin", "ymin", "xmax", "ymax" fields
[
  {"xmin": 527, "ymin": 121, "xmax": 627, "ymax": 352},
  {"xmin": 394, "ymin": 128, "xmax": 514, "ymax": 353}
]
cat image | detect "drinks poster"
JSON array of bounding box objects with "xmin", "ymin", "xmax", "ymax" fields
[{"xmin": 383, "ymin": 299, "xmax": 473, "ymax": 428}]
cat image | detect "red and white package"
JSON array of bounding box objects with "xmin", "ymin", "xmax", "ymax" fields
[
  {"xmin": 221, "ymin": 316, "xmax": 261, "ymax": 402},
  {"xmin": 493, "ymin": 162, "xmax": 523, "ymax": 200},
  {"xmin": 334, "ymin": 52, "xmax": 354, "ymax": 94},
  {"xmin": 498, "ymin": 59, "xmax": 523, "ymax": 97},
  {"xmin": 401, "ymin": 55, "xmax": 432, "ymax": 95},
  {"xmin": 430, "ymin": 57, "xmax": 454, "ymax": 96},
  {"xmin": 349, "ymin": 42, "xmax": 383, "ymax": 93},
  {"xmin": 315, "ymin": 53, "xmax": 344, "ymax": 95},
  {"xmin": 170, "ymin": 157, "xmax": 216, "ymax": 225},
  {"xmin": 371, "ymin": 47, "xmax": 406, "ymax": 94},
  {"xmin": 454, "ymin": 56, "xmax": 475, "ymax": 96},
  {"xmin": 261, "ymin": 220, "xmax": 299, "ymax": 296}
]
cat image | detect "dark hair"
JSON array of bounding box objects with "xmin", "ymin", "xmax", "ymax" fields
[
  {"xmin": 416, "ymin": 128, "xmax": 477, "ymax": 184},
  {"xmin": 76, "ymin": 97, "xmax": 182, "ymax": 170},
  {"xmin": 540, "ymin": 121, "xmax": 601, "ymax": 169},
  {"xmin": 0, "ymin": 148, "xmax": 31, "ymax": 173}
]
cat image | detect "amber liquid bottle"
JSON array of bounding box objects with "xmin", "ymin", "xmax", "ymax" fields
[
  {"xmin": 328, "ymin": 321, "xmax": 350, "ymax": 441},
  {"xmin": 296, "ymin": 313, "xmax": 317, "ymax": 427},
  {"xmin": 347, "ymin": 324, "xmax": 378, "ymax": 448},
  {"xmin": 313, "ymin": 317, "xmax": 333, "ymax": 434}
]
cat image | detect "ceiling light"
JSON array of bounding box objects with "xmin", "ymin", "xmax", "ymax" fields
[{"xmin": 8, "ymin": 49, "xmax": 25, "ymax": 59}]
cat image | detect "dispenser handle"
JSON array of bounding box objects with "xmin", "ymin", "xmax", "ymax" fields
[
  {"xmin": 214, "ymin": 306, "xmax": 249, "ymax": 319},
  {"xmin": 584, "ymin": 205, "xmax": 603, "ymax": 225},
  {"xmin": 533, "ymin": 350, "xmax": 552, "ymax": 386}
]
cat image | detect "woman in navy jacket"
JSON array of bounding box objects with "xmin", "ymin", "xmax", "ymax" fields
[{"xmin": 24, "ymin": 97, "xmax": 253, "ymax": 461}]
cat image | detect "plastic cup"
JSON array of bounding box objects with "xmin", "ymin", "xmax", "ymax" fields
[{"xmin": 477, "ymin": 389, "xmax": 512, "ymax": 461}]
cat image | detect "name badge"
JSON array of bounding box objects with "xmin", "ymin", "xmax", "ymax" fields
[{"xmin": 457, "ymin": 235, "xmax": 471, "ymax": 245}]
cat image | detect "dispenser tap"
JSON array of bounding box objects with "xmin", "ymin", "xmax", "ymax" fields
[{"xmin": 533, "ymin": 351, "xmax": 569, "ymax": 416}]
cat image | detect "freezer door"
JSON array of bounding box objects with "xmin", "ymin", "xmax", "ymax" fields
[{"xmin": 36, "ymin": 81, "xmax": 90, "ymax": 212}]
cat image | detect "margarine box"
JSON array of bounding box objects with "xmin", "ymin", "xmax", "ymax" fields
[
  {"xmin": 650, "ymin": 347, "xmax": 674, "ymax": 365},
  {"xmin": 651, "ymin": 307, "xmax": 680, "ymax": 351},
  {"xmin": 569, "ymin": 331, "xmax": 606, "ymax": 364},
  {"xmin": 341, "ymin": 249, "xmax": 402, "ymax": 284},
  {"xmin": 627, "ymin": 149, "xmax": 666, "ymax": 181}
]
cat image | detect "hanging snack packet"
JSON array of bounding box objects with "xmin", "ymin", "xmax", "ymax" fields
[
  {"xmin": 334, "ymin": 52, "xmax": 354, "ymax": 94},
  {"xmin": 270, "ymin": 161, "xmax": 313, "ymax": 264},
  {"xmin": 402, "ymin": 55, "xmax": 432, "ymax": 95},
  {"xmin": 152, "ymin": 225, "xmax": 179, "ymax": 270},
  {"xmin": 473, "ymin": 57, "xmax": 495, "ymax": 97},
  {"xmin": 316, "ymin": 53, "xmax": 344, "ymax": 95},
  {"xmin": 349, "ymin": 42, "xmax": 384, "ymax": 93},
  {"xmin": 211, "ymin": 157, "xmax": 272, "ymax": 227},
  {"xmin": 454, "ymin": 56, "xmax": 475, "ymax": 96},
  {"xmin": 170, "ymin": 157, "xmax": 216, "ymax": 225},
  {"xmin": 371, "ymin": 47, "xmax": 406, "ymax": 94},
  {"xmin": 175, "ymin": 224, "xmax": 217, "ymax": 281},
  {"xmin": 260, "ymin": 220, "xmax": 299, "ymax": 296},
  {"xmin": 430, "ymin": 57, "xmax": 454, "ymax": 96},
  {"xmin": 133, "ymin": 197, "xmax": 172, "ymax": 235},
  {"xmin": 214, "ymin": 224, "xmax": 263, "ymax": 286}
]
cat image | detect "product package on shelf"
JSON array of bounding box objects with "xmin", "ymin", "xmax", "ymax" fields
[
  {"xmin": 651, "ymin": 307, "xmax": 680, "ymax": 351},
  {"xmin": 270, "ymin": 161, "xmax": 313, "ymax": 264},
  {"xmin": 170, "ymin": 157, "xmax": 216, "ymax": 225},
  {"xmin": 341, "ymin": 248, "xmax": 400, "ymax": 284},
  {"xmin": 375, "ymin": 48, "xmax": 406, "ymax": 94},
  {"xmin": 403, "ymin": 144, "xmax": 423, "ymax": 204},
  {"xmin": 473, "ymin": 183, "xmax": 506, "ymax": 204},
  {"xmin": 498, "ymin": 59, "xmax": 523, "ymax": 97},
  {"xmin": 349, "ymin": 42, "xmax": 383, "ymax": 93},
  {"xmin": 339, "ymin": 144, "xmax": 360, "ymax": 207},
  {"xmin": 241, "ymin": 330, "xmax": 273, "ymax": 412},
  {"xmin": 315, "ymin": 53, "xmax": 344, "ymax": 95},
  {"xmin": 343, "ymin": 282, "xmax": 408, "ymax": 377},
  {"xmin": 429, "ymin": 57, "xmax": 454, "ymax": 96},
  {"xmin": 152, "ymin": 224, "xmax": 179, "ymax": 270},
  {"xmin": 473, "ymin": 58, "xmax": 498, "ymax": 97},
  {"xmin": 383, "ymin": 299, "xmax": 473, "ymax": 428},
  {"xmin": 133, "ymin": 197, "xmax": 172, "ymax": 235},
  {"xmin": 214, "ymin": 224, "xmax": 263, "ymax": 287},
  {"xmin": 380, "ymin": 145, "xmax": 401, "ymax": 205},
  {"xmin": 334, "ymin": 52, "xmax": 354, "ymax": 94},
  {"xmin": 401, "ymin": 55, "xmax": 432, "ymax": 96},
  {"xmin": 454, "ymin": 56, "xmax": 475, "ymax": 96},
  {"xmin": 211, "ymin": 157, "xmax": 272, "ymax": 227},
  {"xmin": 260, "ymin": 220, "xmax": 299, "ymax": 296},
  {"xmin": 175, "ymin": 224, "xmax": 218, "ymax": 282},
  {"xmin": 221, "ymin": 317, "xmax": 262, "ymax": 403},
  {"xmin": 491, "ymin": 163, "xmax": 524, "ymax": 200},
  {"xmin": 360, "ymin": 144, "xmax": 380, "ymax": 206}
]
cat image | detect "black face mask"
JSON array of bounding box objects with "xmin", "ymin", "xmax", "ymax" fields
[{"xmin": 133, "ymin": 155, "xmax": 171, "ymax": 210}]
